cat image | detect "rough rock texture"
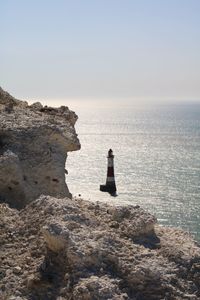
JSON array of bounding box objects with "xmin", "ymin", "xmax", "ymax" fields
[
  {"xmin": 0, "ymin": 196, "xmax": 199, "ymax": 300},
  {"xmin": 0, "ymin": 87, "xmax": 80, "ymax": 208},
  {"xmin": 0, "ymin": 88, "xmax": 199, "ymax": 300}
]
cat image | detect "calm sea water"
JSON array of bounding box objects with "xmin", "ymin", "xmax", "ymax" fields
[{"xmin": 66, "ymin": 102, "xmax": 200, "ymax": 241}]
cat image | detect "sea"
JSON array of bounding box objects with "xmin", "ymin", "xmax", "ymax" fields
[{"xmin": 66, "ymin": 102, "xmax": 200, "ymax": 242}]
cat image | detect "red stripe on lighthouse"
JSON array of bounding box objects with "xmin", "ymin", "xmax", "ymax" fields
[{"xmin": 107, "ymin": 167, "xmax": 114, "ymax": 177}]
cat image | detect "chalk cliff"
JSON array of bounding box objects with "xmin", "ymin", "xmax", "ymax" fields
[
  {"xmin": 0, "ymin": 196, "xmax": 200, "ymax": 300},
  {"xmin": 0, "ymin": 88, "xmax": 199, "ymax": 300},
  {"xmin": 0, "ymin": 87, "xmax": 80, "ymax": 208}
]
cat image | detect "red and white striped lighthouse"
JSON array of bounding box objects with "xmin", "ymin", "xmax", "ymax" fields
[{"xmin": 100, "ymin": 149, "xmax": 117, "ymax": 194}]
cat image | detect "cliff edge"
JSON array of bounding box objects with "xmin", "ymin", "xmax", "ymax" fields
[
  {"xmin": 0, "ymin": 88, "xmax": 199, "ymax": 300},
  {"xmin": 0, "ymin": 87, "xmax": 80, "ymax": 208}
]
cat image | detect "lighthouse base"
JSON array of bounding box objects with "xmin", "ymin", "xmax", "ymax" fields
[{"xmin": 100, "ymin": 184, "xmax": 116, "ymax": 194}]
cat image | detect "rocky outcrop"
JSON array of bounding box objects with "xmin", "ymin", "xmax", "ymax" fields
[
  {"xmin": 0, "ymin": 87, "xmax": 80, "ymax": 208},
  {"xmin": 0, "ymin": 88, "xmax": 199, "ymax": 300},
  {"xmin": 0, "ymin": 196, "xmax": 199, "ymax": 300}
]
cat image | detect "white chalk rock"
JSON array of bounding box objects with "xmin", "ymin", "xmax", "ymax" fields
[{"xmin": 0, "ymin": 87, "xmax": 80, "ymax": 208}]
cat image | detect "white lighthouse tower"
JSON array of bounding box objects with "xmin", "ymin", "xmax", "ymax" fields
[{"xmin": 100, "ymin": 149, "xmax": 117, "ymax": 194}]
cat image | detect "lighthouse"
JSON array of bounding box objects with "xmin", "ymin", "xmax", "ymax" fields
[{"xmin": 100, "ymin": 149, "xmax": 117, "ymax": 194}]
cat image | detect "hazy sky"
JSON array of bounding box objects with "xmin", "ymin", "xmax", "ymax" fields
[{"xmin": 1, "ymin": 0, "xmax": 200, "ymax": 104}]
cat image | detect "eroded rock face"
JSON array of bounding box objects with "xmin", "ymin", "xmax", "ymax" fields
[
  {"xmin": 1, "ymin": 196, "xmax": 199, "ymax": 300},
  {"xmin": 0, "ymin": 87, "xmax": 199, "ymax": 300},
  {"xmin": 0, "ymin": 87, "xmax": 80, "ymax": 208}
]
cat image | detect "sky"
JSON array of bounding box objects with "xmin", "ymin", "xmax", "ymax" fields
[{"xmin": 1, "ymin": 0, "xmax": 200, "ymax": 106}]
